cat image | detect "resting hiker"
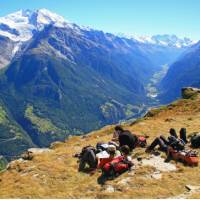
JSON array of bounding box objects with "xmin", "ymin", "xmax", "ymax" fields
[
  {"xmin": 96, "ymin": 143, "xmax": 121, "ymax": 159},
  {"xmin": 112, "ymin": 125, "xmax": 124, "ymax": 142},
  {"xmin": 112, "ymin": 125, "xmax": 138, "ymax": 151},
  {"xmin": 77, "ymin": 145, "xmax": 98, "ymax": 172},
  {"xmin": 90, "ymin": 146, "xmax": 117, "ymax": 175},
  {"xmin": 120, "ymin": 145, "xmax": 133, "ymax": 163},
  {"xmin": 96, "ymin": 141, "xmax": 119, "ymax": 153},
  {"xmin": 101, "ymin": 145, "xmax": 133, "ymax": 178},
  {"xmin": 146, "ymin": 128, "xmax": 185, "ymax": 153}
]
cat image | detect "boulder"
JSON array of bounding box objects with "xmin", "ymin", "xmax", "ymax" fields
[
  {"xmin": 28, "ymin": 148, "xmax": 51, "ymax": 154},
  {"xmin": 181, "ymin": 87, "xmax": 200, "ymax": 99},
  {"xmin": 21, "ymin": 151, "xmax": 34, "ymax": 160}
]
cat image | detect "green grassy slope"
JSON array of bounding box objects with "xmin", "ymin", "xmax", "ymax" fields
[{"xmin": 0, "ymin": 100, "xmax": 35, "ymax": 160}]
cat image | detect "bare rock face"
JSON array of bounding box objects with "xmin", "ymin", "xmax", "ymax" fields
[
  {"xmin": 182, "ymin": 87, "xmax": 200, "ymax": 99},
  {"xmin": 0, "ymin": 35, "xmax": 15, "ymax": 69}
]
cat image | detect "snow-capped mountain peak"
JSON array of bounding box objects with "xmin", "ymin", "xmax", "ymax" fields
[
  {"xmin": 117, "ymin": 33, "xmax": 196, "ymax": 48},
  {"xmin": 29, "ymin": 8, "xmax": 67, "ymax": 29},
  {"xmin": 0, "ymin": 9, "xmax": 69, "ymax": 41},
  {"xmin": 0, "ymin": 9, "xmax": 197, "ymax": 48}
]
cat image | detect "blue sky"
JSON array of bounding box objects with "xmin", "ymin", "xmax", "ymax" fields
[{"xmin": 0, "ymin": 0, "xmax": 200, "ymax": 40}]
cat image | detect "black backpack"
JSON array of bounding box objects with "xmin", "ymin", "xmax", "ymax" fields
[
  {"xmin": 191, "ymin": 133, "xmax": 200, "ymax": 148},
  {"xmin": 78, "ymin": 146, "xmax": 97, "ymax": 170}
]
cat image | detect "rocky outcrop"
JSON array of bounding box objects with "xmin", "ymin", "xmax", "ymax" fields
[{"xmin": 181, "ymin": 87, "xmax": 200, "ymax": 99}]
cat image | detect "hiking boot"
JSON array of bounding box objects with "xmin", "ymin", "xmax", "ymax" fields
[
  {"xmin": 145, "ymin": 146, "xmax": 153, "ymax": 153},
  {"xmin": 164, "ymin": 154, "xmax": 172, "ymax": 163}
]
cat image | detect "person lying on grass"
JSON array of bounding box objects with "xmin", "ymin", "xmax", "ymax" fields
[
  {"xmin": 90, "ymin": 146, "xmax": 117, "ymax": 175},
  {"xmin": 90, "ymin": 145, "xmax": 133, "ymax": 176}
]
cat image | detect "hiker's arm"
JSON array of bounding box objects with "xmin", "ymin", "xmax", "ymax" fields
[
  {"xmin": 90, "ymin": 157, "xmax": 101, "ymax": 176},
  {"xmin": 112, "ymin": 131, "xmax": 119, "ymax": 142}
]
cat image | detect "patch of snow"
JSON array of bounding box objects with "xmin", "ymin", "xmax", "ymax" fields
[
  {"xmin": 0, "ymin": 30, "xmax": 19, "ymax": 41},
  {"xmin": 35, "ymin": 8, "xmax": 67, "ymax": 29},
  {"xmin": 0, "ymin": 9, "xmax": 73, "ymax": 42},
  {"xmin": 12, "ymin": 42, "xmax": 22, "ymax": 56}
]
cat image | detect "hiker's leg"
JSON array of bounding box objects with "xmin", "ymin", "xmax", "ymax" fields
[
  {"xmin": 180, "ymin": 128, "xmax": 187, "ymax": 143},
  {"xmin": 157, "ymin": 138, "xmax": 168, "ymax": 152},
  {"xmin": 160, "ymin": 135, "xmax": 169, "ymax": 145},
  {"xmin": 147, "ymin": 137, "xmax": 160, "ymax": 151}
]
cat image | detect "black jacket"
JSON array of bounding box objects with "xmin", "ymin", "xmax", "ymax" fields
[{"xmin": 118, "ymin": 130, "xmax": 138, "ymax": 151}]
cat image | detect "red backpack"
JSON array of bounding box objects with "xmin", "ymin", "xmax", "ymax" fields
[
  {"xmin": 102, "ymin": 156, "xmax": 132, "ymax": 176},
  {"xmin": 169, "ymin": 148, "xmax": 199, "ymax": 166},
  {"xmin": 136, "ymin": 136, "xmax": 147, "ymax": 148}
]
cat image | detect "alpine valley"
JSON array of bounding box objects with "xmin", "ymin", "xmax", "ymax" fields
[{"xmin": 0, "ymin": 9, "xmax": 199, "ymax": 161}]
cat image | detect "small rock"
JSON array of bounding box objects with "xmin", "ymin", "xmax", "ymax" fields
[
  {"xmin": 16, "ymin": 165, "xmax": 22, "ymax": 172},
  {"xmin": 21, "ymin": 151, "xmax": 34, "ymax": 160},
  {"xmin": 33, "ymin": 173, "xmax": 39, "ymax": 177},
  {"xmin": 151, "ymin": 171, "xmax": 162, "ymax": 179},
  {"xmin": 145, "ymin": 170, "xmax": 162, "ymax": 180},
  {"xmin": 81, "ymin": 135, "xmax": 88, "ymax": 139},
  {"xmin": 105, "ymin": 185, "xmax": 115, "ymax": 193},
  {"xmin": 20, "ymin": 173, "xmax": 28, "ymax": 176},
  {"xmin": 128, "ymin": 170, "xmax": 135, "ymax": 176},
  {"xmin": 165, "ymin": 118, "xmax": 175, "ymax": 122},
  {"xmin": 118, "ymin": 177, "xmax": 131, "ymax": 186}
]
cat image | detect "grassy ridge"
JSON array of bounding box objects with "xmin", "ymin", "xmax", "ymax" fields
[{"xmin": 0, "ymin": 90, "xmax": 200, "ymax": 198}]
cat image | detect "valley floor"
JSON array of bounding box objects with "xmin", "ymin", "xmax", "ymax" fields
[
  {"xmin": 145, "ymin": 64, "xmax": 168, "ymax": 102},
  {"xmin": 0, "ymin": 93, "xmax": 200, "ymax": 198}
]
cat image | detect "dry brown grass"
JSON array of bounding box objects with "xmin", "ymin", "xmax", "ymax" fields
[{"xmin": 0, "ymin": 95, "xmax": 200, "ymax": 198}]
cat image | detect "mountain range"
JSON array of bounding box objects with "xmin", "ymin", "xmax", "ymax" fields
[
  {"xmin": 160, "ymin": 41, "xmax": 200, "ymax": 102},
  {"xmin": 0, "ymin": 9, "xmax": 199, "ymax": 159}
]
